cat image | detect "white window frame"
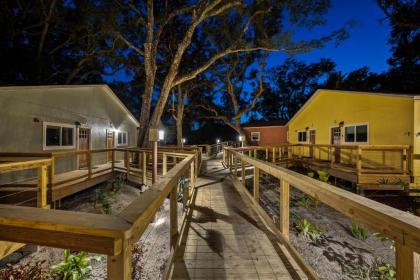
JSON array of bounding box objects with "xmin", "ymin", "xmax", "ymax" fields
[
  {"xmin": 343, "ymin": 123, "xmax": 369, "ymax": 144},
  {"xmin": 250, "ymin": 132, "xmax": 260, "ymax": 142},
  {"xmin": 297, "ymin": 131, "xmax": 308, "ymax": 143},
  {"xmin": 117, "ymin": 131, "xmax": 128, "ymax": 146},
  {"xmin": 43, "ymin": 121, "xmax": 76, "ymax": 151}
]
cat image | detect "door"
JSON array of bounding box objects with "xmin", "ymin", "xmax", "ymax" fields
[
  {"xmin": 78, "ymin": 128, "xmax": 91, "ymax": 168},
  {"xmin": 309, "ymin": 130, "xmax": 316, "ymax": 157},
  {"xmin": 331, "ymin": 127, "xmax": 341, "ymax": 163},
  {"xmin": 106, "ymin": 130, "xmax": 114, "ymax": 161}
]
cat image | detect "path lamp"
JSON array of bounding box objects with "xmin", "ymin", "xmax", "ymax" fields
[
  {"xmin": 182, "ymin": 138, "xmax": 186, "ymax": 149},
  {"xmin": 149, "ymin": 128, "xmax": 164, "ymax": 184},
  {"xmin": 238, "ymin": 135, "xmax": 244, "ymax": 147},
  {"xmin": 216, "ymin": 139, "xmax": 220, "ymax": 153}
]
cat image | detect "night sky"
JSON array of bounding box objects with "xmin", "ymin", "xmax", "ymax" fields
[
  {"xmin": 105, "ymin": 0, "xmax": 391, "ymax": 83},
  {"xmin": 268, "ymin": 0, "xmax": 391, "ymax": 73}
]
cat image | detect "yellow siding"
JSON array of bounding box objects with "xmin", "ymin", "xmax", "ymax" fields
[
  {"xmin": 288, "ymin": 90, "xmax": 414, "ymax": 170},
  {"xmin": 412, "ymin": 99, "xmax": 420, "ymax": 183}
]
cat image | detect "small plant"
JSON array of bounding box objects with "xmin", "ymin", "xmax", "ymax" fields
[
  {"xmin": 316, "ymin": 170, "xmax": 329, "ymax": 183},
  {"xmin": 296, "ymin": 218, "xmax": 323, "ymax": 242},
  {"xmin": 0, "ymin": 261, "xmax": 50, "ymax": 280},
  {"xmin": 112, "ymin": 174, "xmax": 126, "ymax": 193},
  {"xmin": 307, "ymin": 171, "xmax": 315, "ymax": 178},
  {"xmin": 297, "ymin": 195, "xmax": 320, "ymax": 209},
  {"xmin": 350, "ymin": 220, "xmax": 369, "ymax": 241},
  {"xmin": 177, "ymin": 175, "xmax": 188, "ymax": 203},
  {"xmin": 346, "ymin": 258, "xmax": 396, "ymax": 280},
  {"xmin": 373, "ymin": 233, "xmax": 395, "ymax": 250},
  {"xmin": 96, "ymin": 185, "xmax": 112, "ymax": 214},
  {"xmin": 51, "ymin": 249, "xmax": 101, "ymax": 280}
]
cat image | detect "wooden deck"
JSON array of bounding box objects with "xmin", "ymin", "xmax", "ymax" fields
[{"xmin": 170, "ymin": 156, "xmax": 307, "ymax": 280}]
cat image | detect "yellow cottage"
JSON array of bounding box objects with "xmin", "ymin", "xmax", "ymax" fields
[{"xmin": 287, "ymin": 89, "xmax": 420, "ymax": 190}]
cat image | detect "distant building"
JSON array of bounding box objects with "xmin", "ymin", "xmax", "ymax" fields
[{"xmin": 242, "ymin": 120, "xmax": 288, "ymax": 146}]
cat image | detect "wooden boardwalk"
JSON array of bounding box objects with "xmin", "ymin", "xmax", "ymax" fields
[{"xmin": 171, "ymin": 155, "xmax": 306, "ymax": 280}]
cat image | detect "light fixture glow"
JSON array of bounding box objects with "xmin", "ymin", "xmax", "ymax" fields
[
  {"xmin": 182, "ymin": 138, "xmax": 186, "ymax": 143},
  {"xmin": 216, "ymin": 139, "xmax": 220, "ymax": 144},
  {"xmin": 238, "ymin": 135, "xmax": 243, "ymax": 141},
  {"xmin": 158, "ymin": 130, "xmax": 165, "ymax": 141}
]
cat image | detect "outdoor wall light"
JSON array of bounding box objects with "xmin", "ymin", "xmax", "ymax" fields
[
  {"xmin": 216, "ymin": 139, "xmax": 220, "ymax": 144},
  {"xmin": 238, "ymin": 135, "xmax": 243, "ymax": 141},
  {"xmin": 158, "ymin": 130, "xmax": 165, "ymax": 141},
  {"xmin": 339, "ymin": 121, "xmax": 344, "ymax": 126},
  {"xmin": 182, "ymin": 138, "xmax": 186, "ymax": 143}
]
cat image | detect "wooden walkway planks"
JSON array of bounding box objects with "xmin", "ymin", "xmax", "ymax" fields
[{"xmin": 171, "ymin": 156, "xmax": 306, "ymax": 280}]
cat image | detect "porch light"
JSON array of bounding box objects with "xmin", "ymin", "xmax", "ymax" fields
[
  {"xmin": 238, "ymin": 135, "xmax": 243, "ymax": 141},
  {"xmin": 182, "ymin": 138, "xmax": 186, "ymax": 143},
  {"xmin": 216, "ymin": 139, "xmax": 220, "ymax": 144},
  {"xmin": 158, "ymin": 130, "xmax": 165, "ymax": 141}
]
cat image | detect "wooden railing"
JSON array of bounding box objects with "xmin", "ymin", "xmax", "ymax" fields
[
  {"xmin": 0, "ymin": 146, "xmax": 201, "ymax": 205},
  {"xmin": 234, "ymin": 143, "xmax": 410, "ymax": 176},
  {"xmin": 224, "ymin": 147, "xmax": 420, "ymax": 279},
  {"xmin": 198, "ymin": 141, "xmax": 238, "ymax": 157},
  {"xmin": 0, "ymin": 148, "xmax": 199, "ymax": 279}
]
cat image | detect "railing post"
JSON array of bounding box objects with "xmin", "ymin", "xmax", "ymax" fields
[
  {"xmin": 254, "ymin": 149, "xmax": 257, "ymax": 158},
  {"xmin": 288, "ymin": 146, "xmax": 292, "ymax": 160},
  {"xmin": 253, "ymin": 167, "xmax": 259, "ymax": 203},
  {"xmin": 272, "ymin": 147, "xmax": 276, "ymax": 163},
  {"xmin": 279, "ymin": 179, "xmax": 290, "ymax": 240},
  {"xmin": 37, "ymin": 164, "xmax": 48, "ymax": 208},
  {"xmin": 190, "ymin": 161, "xmax": 195, "ymax": 192},
  {"xmin": 124, "ymin": 150, "xmax": 130, "ymax": 179},
  {"xmin": 395, "ymin": 242, "xmax": 420, "ymax": 280},
  {"xmin": 111, "ymin": 150, "xmax": 115, "ymax": 174},
  {"xmin": 330, "ymin": 146, "xmax": 335, "ymax": 167},
  {"xmin": 357, "ymin": 147, "xmax": 362, "ymax": 176},
  {"xmin": 107, "ymin": 239, "xmax": 132, "ymax": 280},
  {"xmin": 48, "ymin": 156, "xmax": 55, "ymax": 205},
  {"xmin": 402, "ymin": 148, "xmax": 408, "ymax": 174},
  {"xmin": 241, "ymin": 160, "xmax": 245, "ymax": 187},
  {"xmin": 170, "ymin": 185, "xmax": 178, "ymax": 249},
  {"xmin": 265, "ymin": 147, "xmax": 268, "ymax": 160},
  {"xmin": 163, "ymin": 153, "xmax": 167, "ymax": 175},
  {"xmin": 87, "ymin": 151, "xmax": 92, "ymax": 179},
  {"xmin": 234, "ymin": 155, "xmax": 237, "ymax": 178},
  {"xmin": 142, "ymin": 151, "xmax": 147, "ymax": 185}
]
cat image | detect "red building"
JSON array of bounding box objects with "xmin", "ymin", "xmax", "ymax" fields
[{"xmin": 242, "ymin": 120, "xmax": 288, "ymax": 146}]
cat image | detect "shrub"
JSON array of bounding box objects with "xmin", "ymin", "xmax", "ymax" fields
[
  {"xmin": 346, "ymin": 258, "xmax": 396, "ymax": 280},
  {"xmin": 0, "ymin": 262, "xmax": 50, "ymax": 280},
  {"xmin": 51, "ymin": 250, "xmax": 101, "ymax": 280},
  {"xmin": 112, "ymin": 174, "xmax": 126, "ymax": 193},
  {"xmin": 317, "ymin": 170, "xmax": 329, "ymax": 183},
  {"xmin": 350, "ymin": 221, "xmax": 369, "ymax": 241},
  {"xmin": 296, "ymin": 218, "xmax": 323, "ymax": 242},
  {"xmin": 307, "ymin": 171, "xmax": 315, "ymax": 178}
]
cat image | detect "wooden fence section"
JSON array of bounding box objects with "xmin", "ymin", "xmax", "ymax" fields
[
  {"xmin": 233, "ymin": 144, "xmax": 411, "ymax": 191},
  {"xmin": 0, "ymin": 149, "xmax": 199, "ymax": 279},
  {"xmin": 0, "ymin": 146, "xmax": 201, "ymax": 206},
  {"xmin": 224, "ymin": 147, "xmax": 420, "ymax": 280}
]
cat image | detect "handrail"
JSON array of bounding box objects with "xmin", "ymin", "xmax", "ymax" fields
[
  {"xmin": 224, "ymin": 147, "xmax": 420, "ymax": 278},
  {"xmin": 0, "ymin": 148, "xmax": 199, "ymax": 279}
]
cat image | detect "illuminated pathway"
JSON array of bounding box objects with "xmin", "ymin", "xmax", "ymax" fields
[{"xmin": 170, "ymin": 154, "xmax": 307, "ymax": 280}]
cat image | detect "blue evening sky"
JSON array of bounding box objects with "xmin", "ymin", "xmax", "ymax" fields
[
  {"xmin": 268, "ymin": 0, "xmax": 391, "ymax": 73},
  {"xmin": 104, "ymin": 0, "xmax": 391, "ymax": 83}
]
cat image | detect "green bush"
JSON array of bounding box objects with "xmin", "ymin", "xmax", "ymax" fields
[
  {"xmin": 51, "ymin": 250, "xmax": 101, "ymax": 280},
  {"xmin": 350, "ymin": 221, "xmax": 369, "ymax": 241},
  {"xmin": 296, "ymin": 218, "xmax": 323, "ymax": 242},
  {"xmin": 317, "ymin": 170, "xmax": 329, "ymax": 182},
  {"xmin": 0, "ymin": 262, "xmax": 50, "ymax": 280},
  {"xmin": 373, "ymin": 233, "xmax": 395, "ymax": 250},
  {"xmin": 307, "ymin": 171, "xmax": 315, "ymax": 178}
]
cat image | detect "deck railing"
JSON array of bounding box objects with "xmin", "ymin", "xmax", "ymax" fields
[
  {"xmin": 234, "ymin": 143, "xmax": 410, "ymax": 176},
  {"xmin": 0, "ymin": 146, "xmax": 201, "ymax": 205},
  {"xmin": 224, "ymin": 147, "xmax": 420, "ymax": 279},
  {"xmin": 0, "ymin": 147, "xmax": 199, "ymax": 279}
]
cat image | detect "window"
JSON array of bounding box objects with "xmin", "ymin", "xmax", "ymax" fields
[
  {"xmin": 250, "ymin": 132, "xmax": 260, "ymax": 141},
  {"xmin": 344, "ymin": 124, "xmax": 368, "ymax": 143},
  {"xmin": 117, "ymin": 131, "xmax": 128, "ymax": 146},
  {"xmin": 43, "ymin": 122, "xmax": 75, "ymax": 150},
  {"xmin": 297, "ymin": 131, "xmax": 307, "ymax": 143}
]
